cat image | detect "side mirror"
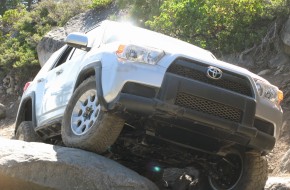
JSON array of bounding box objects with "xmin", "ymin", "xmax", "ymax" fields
[{"xmin": 65, "ymin": 32, "xmax": 91, "ymax": 51}]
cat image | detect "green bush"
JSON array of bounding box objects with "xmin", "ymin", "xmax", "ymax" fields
[
  {"xmin": 0, "ymin": 0, "xmax": 289, "ymax": 80},
  {"xmin": 146, "ymin": 0, "xmax": 289, "ymax": 55},
  {"xmin": 0, "ymin": 0, "xmax": 100, "ymax": 77},
  {"xmin": 91, "ymin": 0, "xmax": 113, "ymax": 9},
  {"xmin": 117, "ymin": 0, "xmax": 163, "ymax": 26}
]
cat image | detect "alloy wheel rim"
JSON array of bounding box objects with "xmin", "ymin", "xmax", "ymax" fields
[
  {"xmin": 209, "ymin": 153, "xmax": 243, "ymax": 190},
  {"xmin": 71, "ymin": 89, "xmax": 100, "ymax": 135}
]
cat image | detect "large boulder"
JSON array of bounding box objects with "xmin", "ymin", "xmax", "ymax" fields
[
  {"xmin": 36, "ymin": 27, "xmax": 66, "ymax": 67},
  {"xmin": 37, "ymin": 4, "xmax": 120, "ymax": 67},
  {"xmin": 0, "ymin": 138, "xmax": 157, "ymax": 190}
]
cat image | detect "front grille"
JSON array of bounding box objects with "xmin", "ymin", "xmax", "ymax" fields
[
  {"xmin": 167, "ymin": 59, "xmax": 253, "ymax": 97},
  {"xmin": 175, "ymin": 92, "xmax": 242, "ymax": 122}
]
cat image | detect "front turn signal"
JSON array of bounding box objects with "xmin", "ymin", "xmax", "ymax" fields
[{"xmin": 278, "ymin": 90, "xmax": 284, "ymax": 105}]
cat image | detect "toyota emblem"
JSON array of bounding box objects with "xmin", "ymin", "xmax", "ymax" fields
[{"xmin": 206, "ymin": 66, "xmax": 222, "ymax": 80}]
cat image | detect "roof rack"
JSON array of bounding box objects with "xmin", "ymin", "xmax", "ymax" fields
[{"xmin": 84, "ymin": 20, "xmax": 105, "ymax": 34}]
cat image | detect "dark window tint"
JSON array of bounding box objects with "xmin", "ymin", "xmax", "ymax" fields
[{"xmin": 53, "ymin": 47, "xmax": 73, "ymax": 68}]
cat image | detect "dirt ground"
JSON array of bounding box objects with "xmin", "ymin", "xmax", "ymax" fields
[
  {"xmin": 0, "ymin": 72, "xmax": 289, "ymax": 177},
  {"xmin": 0, "ymin": 95, "xmax": 19, "ymax": 139}
]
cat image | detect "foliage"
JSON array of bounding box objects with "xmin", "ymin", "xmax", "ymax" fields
[
  {"xmin": 0, "ymin": 0, "xmax": 99, "ymax": 77},
  {"xmin": 117, "ymin": 0, "xmax": 163, "ymax": 26},
  {"xmin": 0, "ymin": 0, "xmax": 39, "ymax": 16},
  {"xmin": 0, "ymin": 0, "xmax": 289, "ymax": 80},
  {"xmin": 146, "ymin": 0, "xmax": 290, "ymax": 55},
  {"xmin": 0, "ymin": 0, "xmax": 20, "ymax": 16},
  {"xmin": 91, "ymin": 0, "xmax": 113, "ymax": 9}
]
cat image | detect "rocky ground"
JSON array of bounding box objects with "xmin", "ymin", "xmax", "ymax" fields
[{"xmin": 0, "ymin": 95, "xmax": 20, "ymax": 139}]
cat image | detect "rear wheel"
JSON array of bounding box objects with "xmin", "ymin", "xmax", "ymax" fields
[
  {"xmin": 209, "ymin": 151, "xmax": 268, "ymax": 190},
  {"xmin": 62, "ymin": 77, "xmax": 125, "ymax": 153},
  {"xmin": 15, "ymin": 121, "xmax": 42, "ymax": 142}
]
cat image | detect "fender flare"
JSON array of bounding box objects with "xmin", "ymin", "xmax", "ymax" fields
[
  {"xmin": 74, "ymin": 61, "xmax": 108, "ymax": 110},
  {"xmin": 15, "ymin": 92, "xmax": 36, "ymax": 134}
]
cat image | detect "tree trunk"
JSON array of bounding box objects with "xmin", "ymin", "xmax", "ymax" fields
[{"xmin": 27, "ymin": 0, "xmax": 32, "ymax": 11}]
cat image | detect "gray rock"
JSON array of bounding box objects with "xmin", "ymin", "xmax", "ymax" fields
[
  {"xmin": 266, "ymin": 177, "xmax": 290, "ymax": 190},
  {"xmin": 14, "ymin": 84, "xmax": 20, "ymax": 91},
  {"xmin": 220, "ymin": 53, "xmax": 240, "ymax": 65},
  {"xmin": 0, "ymin": 138, "xmax": 157, "ymax": 190},
  {"xmin": 2, "ymin": 75, "xmax": 11, "ymax": 88},
  {"xmin": 0, "ymin": 87, "xmax": 4, "ymax": 94},
  {"xmin": 282, "ymin": 17, "xmax": 290, "ymax": 54},
  {"xmin": 37, "ymin": 27, "xmax": 66, "ymax": 67},
  {"xmin": 269, "ymin": 53, "xmax": 290, "ymax": 69},
  {"xmin": 278, "ymin": 149, "xmax": 290, "ymax": 174},
  {"xmin": 0, "ymin": 103, "xmax": 5, "ymax": 119},
  {"xmin": 274, "ymin": 65, "xmax": 285, "ymax": 76},
  {"xmin": 237, "ymin": 54, "xmax": 256, "ymax": 69},
  {"xmin": 6, "ymin": 87, "xmax": 14, "ymax": 95},
  {"xmin": 37, "ymin": 4, "xmax": 121, "ymax": 67},
  {"xmin": 221, "ymin": 53, "xmax": 255, "ymax": 69},
  {"xmin": 257, "ymin": 69, "xmax": 272, "ymax": 76}
]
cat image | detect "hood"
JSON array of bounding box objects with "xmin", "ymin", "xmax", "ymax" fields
[{"xmin": 104, "ymin": 21, "xmax": 268, "ymax": 83}]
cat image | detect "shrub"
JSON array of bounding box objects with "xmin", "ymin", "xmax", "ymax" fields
[
  {"xmin": 0, "ymin": 0, "xmax": 99, "ymax": 77},
  {"xmin": 91, "ymin": 0, "xmax": 113, "ymax": 9},
  {"xmin": 146, "ymin": 0, "xmax": 287, "ymax": 55}
]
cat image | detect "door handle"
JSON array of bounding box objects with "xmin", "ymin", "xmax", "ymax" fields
[
  {"xmin": 37, "ymin": 78, "xmax": 45, "ymax": 83},
  {"xmin": 56, "ymin": 69, "xmax": 63, "ymax": 75}
]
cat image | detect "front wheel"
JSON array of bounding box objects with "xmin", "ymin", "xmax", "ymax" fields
[
  {"xmin": 209, "ymin": 151, "xmax": 268, "ymax": 190},
  {"xmin": 61, "ymin": 77, "xmax": 125, "ymax": 153}
]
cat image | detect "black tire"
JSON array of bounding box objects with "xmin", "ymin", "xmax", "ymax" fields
[
  {"xmin": 15, "ymin": 121, "xmax": 42, "ymax": 142},
  {"xmin": 209, "ymin": 151, "xmax": 268, "ymax": 190},
  {"xmin": 61, "ymin": 76, "xmax": 125, "ymax": 153}
]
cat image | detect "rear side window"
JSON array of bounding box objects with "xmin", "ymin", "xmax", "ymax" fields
[{"xmin": 53, "ymin": 47, "xmax": 73, "ymax": 68}]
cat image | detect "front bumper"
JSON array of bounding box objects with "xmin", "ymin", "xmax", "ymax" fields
[
  {"xmin": 114, "ymin": 79, "xmax": 275, "ymax": 153},
  {"xmin": 98, "ymin": 56, "xmax": 282, "ymax": 153}
]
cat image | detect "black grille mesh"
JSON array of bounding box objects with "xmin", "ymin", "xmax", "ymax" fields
[
  {"xmin": 175, "ymin": 92, "xmax": 242, "ymax": 122},
  {"xmin": 168, "ymin": 63, "xmax": 252, "ymax": 97}
]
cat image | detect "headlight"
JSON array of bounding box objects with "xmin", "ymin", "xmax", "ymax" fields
[
  {"xmin": 254, "ymin": 79, "xmax": 283, "ymax": 106},
  {"xmin": 116, "ymin": 44, "xmax": 165, "ymax": 65}
]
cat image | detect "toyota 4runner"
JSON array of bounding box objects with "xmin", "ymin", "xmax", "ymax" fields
[{"xmin": 15, "ymin": 20, "xmax": 283, "ymax": 189}]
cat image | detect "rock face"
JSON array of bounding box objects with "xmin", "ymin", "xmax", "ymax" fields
[
  {"xmin": 36, "ymin": 27, "xmax": 66, "ymax": 67},
  {"xmin": 0, "ymin": 73, "xmax": 20, "ymax": 95},
  {"xmin": 266, "ymin": 177, "xmax": 290, "ymax": 190},
  {"xmin": 282, "ymin": 17, "xmax": 290, "ymax": 55},
  {"xmin": 0, "ymin": 103, "xmax": 6, "ymax": 119},
  {"xmin": 37, "ymin": 4, "xmax": 121, "ymax": 66},
  {"xmin": 278, "ymin": 149, "xmax": 290, "ymax": 174},
  {"xmin": 0, "ymin": 138, "xmax": 157, "ymax": 190}
]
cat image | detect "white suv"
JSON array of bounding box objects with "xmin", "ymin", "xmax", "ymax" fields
[{"xmin": 15, "ymin": 20, "xmax": 283, "ymax": 189}]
